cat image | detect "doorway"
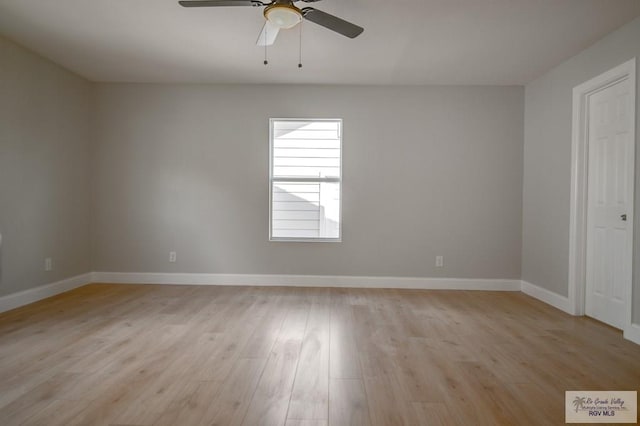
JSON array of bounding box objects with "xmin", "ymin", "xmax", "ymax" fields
[{"xmin": 568, "ymin": 58, "xmax": 636, "ymax": 330}]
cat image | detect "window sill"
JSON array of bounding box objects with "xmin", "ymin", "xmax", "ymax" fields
[{"xmin": 269, "ymin": 238, "xmax": 342, "ymax": 243}]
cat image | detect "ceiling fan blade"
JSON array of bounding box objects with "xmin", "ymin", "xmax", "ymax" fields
[
  {"xmin": 256, "ymin": 21, "xmax": 280, "ymax": 46},
  {"xmin": 301, "ymin": 7, "xmax": 363, "ymax": 38},
  {"xmin": 179, "ymin": 0, "xmax": 262, "ymax": 7}
]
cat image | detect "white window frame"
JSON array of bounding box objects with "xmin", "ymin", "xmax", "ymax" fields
[{"xmin": 269, "ymin": 118, "xmax": 343, "ymax": 242}]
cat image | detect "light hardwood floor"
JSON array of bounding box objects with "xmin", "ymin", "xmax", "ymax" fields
[{"xmin": 0, "ymin": 284, "xmax": 639, "ymax": 425}]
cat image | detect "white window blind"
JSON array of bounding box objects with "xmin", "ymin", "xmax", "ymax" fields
[{"xmin": 270, "ymin": 119, "xmax": 342, "ymax": 241}]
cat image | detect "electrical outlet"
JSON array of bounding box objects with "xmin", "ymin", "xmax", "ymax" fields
[
  {"xmin": 44, "ymin": 257, "xmax": 52, "ymax": 271},
  {"xmin": 435, "ymin": 255, "xmax": 443, "ymax": 268},
  {"xmin": 169, "ymin": 251, "xmax": 177, "ymax": 263}
]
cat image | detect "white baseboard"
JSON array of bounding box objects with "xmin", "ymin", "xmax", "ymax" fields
[
  {"xmin": 624, "ymin": 323, "xmax": 640, "ymax": 345},
  {"xmin": 0, "ymin": 273, "xmax": 92, "ymax": 314},
  {"xmin": 520, "ymin": 280, "xmax": 575, "ymax": 315},
  {"xmin": 91, "ymin": 271, "xmax": 522, "ymax": 291}
]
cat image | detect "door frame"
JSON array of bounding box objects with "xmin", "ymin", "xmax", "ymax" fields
[{"xmin": 568, "ymin": 58, "xmax": 636, "ymax": 329}]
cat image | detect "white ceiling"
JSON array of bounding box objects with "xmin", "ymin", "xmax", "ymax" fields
[{"xmin": 1, "ymin": 0, "xmax": 639, "ymax": 85}]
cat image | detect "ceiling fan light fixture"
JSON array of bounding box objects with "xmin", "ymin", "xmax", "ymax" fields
[{"xmin": 264, "ymin": 4, "xmax": 302, "ymax": 29}]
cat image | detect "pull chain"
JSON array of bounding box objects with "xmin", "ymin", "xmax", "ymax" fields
[
  {"xmin": 298, "ymin": 21, "xmax": 303, "ymax": 68},
  {"xmin": 264, "ymin": 26, "xmax": 268, "ymax": 65}
]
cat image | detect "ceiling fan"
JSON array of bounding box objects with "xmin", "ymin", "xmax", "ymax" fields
[{"xmin": 178, "ymin": 0, "xmax": 364, "ymax": 46}]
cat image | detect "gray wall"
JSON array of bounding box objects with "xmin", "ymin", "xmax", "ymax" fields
[
  {"xmin": 522, "ymin": 17, "xmax": 640, "ymax": 322},
  {"xmin": 91, "ymin": 84, "xmax": 524, "ymax": 279},
  {"xmin": 0, "ymin": 36, "xmax": 92, "ymax": 296}
]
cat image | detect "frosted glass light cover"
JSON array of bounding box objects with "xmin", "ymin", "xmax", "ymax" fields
[{"xmin": 265, "ymin": 6, "xmax": 302, "ymax": 29}]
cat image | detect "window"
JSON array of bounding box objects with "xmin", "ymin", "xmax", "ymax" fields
[{"xmin": 269, "ymin": 118, "xmax": 342, "ymax": 241}]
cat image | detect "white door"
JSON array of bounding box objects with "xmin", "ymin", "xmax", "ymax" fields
[{"xmin": 585, "ymin": 77, "xmax": 634, "ymax": 329}]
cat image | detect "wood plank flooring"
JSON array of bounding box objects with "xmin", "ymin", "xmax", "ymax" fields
[{"xmin": 0, "ymin": 284, "xmax": 639, "ymax": 425}]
